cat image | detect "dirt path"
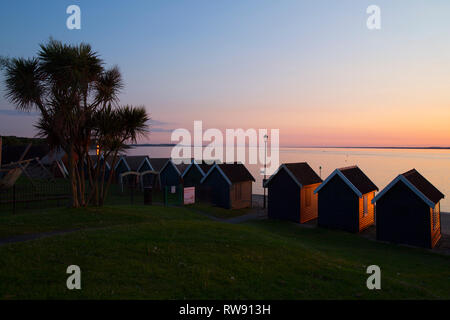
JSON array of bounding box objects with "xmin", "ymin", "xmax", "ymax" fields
[
  {"xmin": 0, "ymin": 229, "xmax": 81, "ymax": 246},
  {"xmin": 185, "ymin": 207, "xmax": 267, "ymax": 224}
]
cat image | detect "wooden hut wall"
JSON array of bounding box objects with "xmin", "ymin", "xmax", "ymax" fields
[
  {"xmin": 230, "ymin": 180, "xmax": 252, "ymax": 209},
  {"xmin": 202, "ymin": 169, "xmax": 231, "ymax": 209},
  {"xmin": 376, "ymin": 180, "xmax": 432, "ymax": 248},
  {"xmin": 267, "ymin": 168, "xmax": 301, "ymax": 222},
  {"xmin": 300, "ymin": 183, "xmax": 320, "ymax": 223},
  {"xmin": 318, "ymin": 175, "xmax": 359, "ymax": 233}
]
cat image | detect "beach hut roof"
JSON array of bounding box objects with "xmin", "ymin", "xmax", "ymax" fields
[
  {"xmin": 200, "ymin": 162, "xmax": 255, "ymax": 185},
  {"xmin": 198, "ymin": 161, "xmax": 215, "ymax": 175},
  {"xmin": 88, "ymin": 154, "xmax": 111, "ymax": 169},
  {"xmin": 264, "ymin": 162, "xmax": 322, "ymax": 188},
  {"xmin": 173, "ymin": 159, "xmax": 192, "ymax": 176},
  {"xmin": 181, "ymin": 159, "xmax": 216, "ymax": 178},
  {"xmin": 314, "ymin": 165, "xmax": 378, "ymax": 197},
  {"xmin": 158, "ymin": 158, "xmax": 191, "ymax": 176},
  {"xmin": 149, "ymin": 158, "xmax": 171, "ymax": 172},
  {"xmin": 104, "ymin": 154, "xmax": 127, "ymax": 169},
  {"xmin": 372, "ymin": 168, "xmax": 444, "ymax": 207},
  {"xmin": 125, "ymin": 155, "xmax": 151, "ymax": 171},
  {"xmin": 114, "ymin": 155, "xmax": 131, "ymax": 171}
]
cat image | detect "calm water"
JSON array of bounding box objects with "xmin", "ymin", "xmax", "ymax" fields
[{"xmin": 127, "ymin": 146, "xmax": 450, "ymax": 212}]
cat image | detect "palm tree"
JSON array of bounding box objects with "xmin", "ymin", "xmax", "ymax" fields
[
  {"xmin": 89, "ymin": 105, "xmax": 149, "ymax": 205},
  {"xmin": 2, "ymin": 39, "xmax": 149, "ymax": 207}
]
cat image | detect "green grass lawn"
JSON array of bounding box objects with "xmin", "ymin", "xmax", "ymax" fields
[
  {"xmin": 0, "ymin": 205, "xmax": 152, "ymax": 239},
  {"xmin": 186, "ymin": 203, "xmax": 252, "ymax": 219},
  {"xmin": 0, "ymin": 205, "xmax": 449, "ymax": 299}
]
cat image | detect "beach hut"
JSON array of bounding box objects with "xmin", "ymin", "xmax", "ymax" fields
[
  {"xmin": 124, "ymin": 155, "xmax": 154, "ymax": 186},
  {"xmin": 314, "ymin": 166, "xmax": 378, "ymax": 233},
  {"xmin": 126, "ymin": 155, "xmax": 152, "ymax": 173},
  {"xmin": 181, "ymin": 160, "xmax": 215, "ymax": 187},
  {"xmin": 88, "ymin": 154, "xmax": 112, "ymax": 181},
  {"xmin": 157, "ymin": 158, "xmax": 190, "ymax": 187},
  {"xmin": 145, "ymin": 157, "xmax": 170, "ymax": 189},
  {"xmin": 148, "ymin": 158, "xmax": 170, "ymax": 173},
  {"xmin": 372, "ymin": 169, "xmax": 445, "ymax": 248},
  {"xmin": 113, "ymin": 155, "xmax": 131, "ymax": 181},
  {"xmin": 264, "ymin": 163, "xmax": 322, "ymax": 223},
  {"xmin": 200, "ymin": 162, "xmax": 255, "ymax": 209}
]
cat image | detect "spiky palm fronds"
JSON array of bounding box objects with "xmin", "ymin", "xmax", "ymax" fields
[
  {"xmin": 94, "ymin": 66, "xmax": 123, "ymax": 107},
  {"xmin": 3, "ymin": 57, "xmax": 45, "ymax": 111}
]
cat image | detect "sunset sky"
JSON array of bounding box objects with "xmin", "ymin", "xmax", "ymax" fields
[{"xmin": 1, "ymin": 0, "xmax": 450, "ymax": 147}]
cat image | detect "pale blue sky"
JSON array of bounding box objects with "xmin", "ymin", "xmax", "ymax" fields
[{"xmin": 1, "ymin": 1, "xmax": 450, "ymax": 146}]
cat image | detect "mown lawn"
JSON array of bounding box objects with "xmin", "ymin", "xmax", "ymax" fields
[
  {"xmin": 0, "ymin": 205, "xmax": 449, "ymax": 299},
  {"xmin": 0, "ymin": 206, "xmax": 149, "ymax": 239},
  {"xmin": 186, "ymin": 203, "xmax": 252, "ymax": 219}
]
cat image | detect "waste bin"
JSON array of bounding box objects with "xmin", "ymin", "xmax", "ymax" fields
[{"xmin": 144, "ymin": 187, "xmax": 153, "ymax": 205}]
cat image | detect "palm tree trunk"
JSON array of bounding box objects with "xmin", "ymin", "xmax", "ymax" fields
[
  {"xmin": 75, "ymin": 162, "xmax": 84, "ymax": 206},
  {"xmin": 68, "ymin": 145, "xmax": 79, "ymax": 208},
  {"xmin": 99, "ymin": 154, "xmax": 109, "ymax": 206},
  {"xmin": 102, "ymin": 151, "xmax": 119, "ymax": 205}
]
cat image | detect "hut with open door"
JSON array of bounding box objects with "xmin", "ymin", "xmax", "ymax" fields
[
  {"xmin": 314, "ymin": 166, "xmax": 378, "ymax": 233},
  {"xmin": 200, "ymin": 162, "xmax": 255, "ymax": 209},
  {"xmin": 372, "ymin": 169, "xmax": 445, "ymax": 248},
  {"xmin": 264, "ymin": 162, "xmax": 322, "ymax": 223}
]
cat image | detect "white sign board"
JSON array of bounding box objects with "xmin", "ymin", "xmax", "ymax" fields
[{"xmin": 184, "ymin": 187, "xmax": 195, "ymax": 205}]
